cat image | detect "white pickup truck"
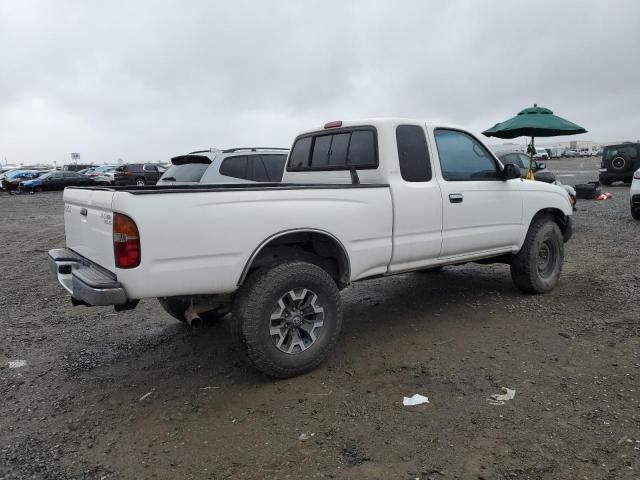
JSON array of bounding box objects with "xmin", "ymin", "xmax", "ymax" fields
[{"xmin": 49, "ymin": 118, "xmax": 573, "ymax": 377}]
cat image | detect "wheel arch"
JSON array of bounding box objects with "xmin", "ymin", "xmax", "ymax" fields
[
  {"xmin": 238, "ymin": 229, "xmax": 351, "ymax": 288},
  {"xmin": 531, "ymin": 207, "xmax": 571, "ymax": 242}
]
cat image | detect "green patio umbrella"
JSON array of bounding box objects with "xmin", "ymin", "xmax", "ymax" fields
[{"xmin": 483, "ymin": 104, "xmax": 587, "ymax": 179}]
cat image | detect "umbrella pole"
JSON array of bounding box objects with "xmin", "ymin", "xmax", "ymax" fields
[{"xmin": 527, "ymin": 136, "xmax": 535, "ymax": 180}]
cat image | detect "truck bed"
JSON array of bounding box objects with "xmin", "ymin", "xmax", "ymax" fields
[{"xmin": 63, "ymin": 183, "xmax": 393, "ymax": 300}]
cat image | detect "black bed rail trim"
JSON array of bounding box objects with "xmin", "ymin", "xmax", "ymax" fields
[{"xmin": 67, "ymin": 183, "xmax": 390, "ymax": 195}]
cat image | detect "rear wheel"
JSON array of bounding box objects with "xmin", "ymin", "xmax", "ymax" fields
[
  {"xmin": 510, "ymin": 216, "xmax": 564, "ymax": 294},
  {"xmin": 233, "ymin": 261, "xmax": 342, "ymax": 378},
  {"xmin": 632, "ymin": 207, "xmax": 640, "ymax": 221},
  {"xmin": 135, "ymin": 178, "xmax": 145, "ymax": 186}
]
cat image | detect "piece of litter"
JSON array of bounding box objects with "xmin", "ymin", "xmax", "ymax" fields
[
  {"xmin": 8, "ymin": 360, "xmax": 27, "ymax": 369},
  {"xmin": 402, "ymin": 394, "xmax": 430, "ymax": 406},
  {"xmin": 200, "ymin": 386, "xmax": 220, "ymax": 390},
  {"xmin": 139, "ymin": 391, "xmax": 153, "ymax": 401},
  {"xmin": 305, "ymin": 390, "xmax": 332, "ymax": 396},
  {"xmin": 298, "ymin": 433, "xmax": 315, "ymax": 440},
  {"xmin": 488, "ymin": 387, "xmax": 516, "ymax": 405}
]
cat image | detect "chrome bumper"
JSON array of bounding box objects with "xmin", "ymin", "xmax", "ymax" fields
[{"xmin": 48, "ymin": 248, "xmax": 128, "ymax": 306}]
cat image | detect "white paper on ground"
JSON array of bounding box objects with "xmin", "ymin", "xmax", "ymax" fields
[
  {"xmin": 8, "ymin": 360, "xmax": 27, "ymax": 369},
  {"xmin": 488, "ymin": 387, "xmax": 516, "ymax": 405},
  {"xmin": 402, "ymin": 394, "xmax": 430, "ymax": 406}
]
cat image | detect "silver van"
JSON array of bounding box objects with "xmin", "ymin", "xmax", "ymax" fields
[{"xmin": 157, "ymin": 148, "xmax": 289, "ymax": 186}]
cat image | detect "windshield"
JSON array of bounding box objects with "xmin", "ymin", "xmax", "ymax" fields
[
  {"xmin": 39, "ymin": 172, "xmax": 56, "ymax": 180},
  {"xmin": 160, "ymin": 163, "xmax": 210, "ymax": 182}
]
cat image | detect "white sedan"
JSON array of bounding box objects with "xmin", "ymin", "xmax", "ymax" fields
[{"xmin": 631, "ymin": 168, "xmax": 640, "ymax": 220}]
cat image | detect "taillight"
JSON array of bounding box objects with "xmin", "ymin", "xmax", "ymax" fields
[
  {"xmin": 113, "ymin": 213, "xmax": 140, "ymax": 268},
  {"xmin": 634, "ymin": 170, "xmax": 640, "ymax": 180}
]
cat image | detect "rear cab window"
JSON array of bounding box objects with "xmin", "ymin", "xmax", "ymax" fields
[{"xmin": 287, "ymin": 127, "xmax": 378, "ymax": 171}]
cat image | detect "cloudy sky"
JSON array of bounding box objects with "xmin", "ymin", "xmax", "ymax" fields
[{"xmin": 1, "ymin": 0, "xmax": 639, "ymax": 165}]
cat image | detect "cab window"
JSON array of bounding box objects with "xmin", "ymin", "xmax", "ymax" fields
[{"xmin": 434, "ymin": 129, "xmax": 498, "ymax": 181}]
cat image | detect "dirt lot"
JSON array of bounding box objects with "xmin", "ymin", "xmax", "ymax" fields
[{"xmin": 1, "ymin": 158, "xmax": 639, "ymax": 480}]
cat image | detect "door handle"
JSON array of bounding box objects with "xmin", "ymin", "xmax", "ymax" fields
[{"xmin": 449, "ymin": 193, "xmax": 463, "ymax": 204}]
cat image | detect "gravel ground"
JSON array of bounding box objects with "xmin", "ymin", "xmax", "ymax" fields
[{"xmin": 1, "ymin": 157, "xmax": 639, "ymax": 480}]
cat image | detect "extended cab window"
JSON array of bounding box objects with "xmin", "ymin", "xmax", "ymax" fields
[
  {"xmin": 396, "ymin": 125, "xmax": 432, "ymax": 182},
  {"xmin": 287, "ymin": 128, "xmax": 377, "ymax": 171},
  {"xmin": 434, "ymin": 129, "xmax": 498, "ymax": 181}
]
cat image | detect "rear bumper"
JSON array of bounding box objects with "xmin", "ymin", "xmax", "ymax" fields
[
  {"xmin": 599, "ymin": 171, "xmax": 632, "ymax": 183},
  {"xmin": 48, "ymin": 248, "xmax": 129, "ymax": 306}
]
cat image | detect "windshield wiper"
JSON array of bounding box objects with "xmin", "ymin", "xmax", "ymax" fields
[{"xmin": 162, "ymin": 177, "xmax": 177, "ymax": 181}]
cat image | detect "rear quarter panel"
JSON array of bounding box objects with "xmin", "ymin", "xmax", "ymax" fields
[{"xmin": 112, "ymin": 187, "xmax": 393, "ymax": 299}]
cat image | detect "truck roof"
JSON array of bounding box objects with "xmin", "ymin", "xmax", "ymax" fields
[{"xmin": 294, "ymin": 118, "xmax": 463, "ymax": 137}]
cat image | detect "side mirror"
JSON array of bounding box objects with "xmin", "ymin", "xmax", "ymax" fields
[
  {"xmin": 536, "ymin": 162, "xmax": 546, "ymax": 171},
  {"xmin": 502, "ymin": 163, "xmax": 521, "ymax": 181}
]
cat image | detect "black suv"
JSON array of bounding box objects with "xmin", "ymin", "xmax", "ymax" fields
[
  {"xmin": 63, "ymin": 164, "xmax": 93, "ymax": 172},
  {"xmin": 113, "ymin": 163, "xmax": 161, "ymax": 186},
  {"xmin": 599, "ymin": 143, "xmax": 640, "ymax": 185}
]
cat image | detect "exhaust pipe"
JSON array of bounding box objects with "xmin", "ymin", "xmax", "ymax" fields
[{"xmin": 184, "ymin": 304, "xmax": 203, "ymax": 328}]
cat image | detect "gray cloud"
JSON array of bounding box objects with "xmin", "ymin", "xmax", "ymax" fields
[{"xmin": 1, "ymin": 0, "xmax": 639, "ymax": 164}]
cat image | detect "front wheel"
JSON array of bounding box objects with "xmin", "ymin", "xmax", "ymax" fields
[
  {"xmin": 135, "ymin": 178, "xmax": 146, "ymax": 186},
  {"xmin": 510, "ymin": 217, "xmax": 564, "ymax": 294},
  {"xmin": 233, "ymin": 261, "xmax": 343, "ymax": 378},
  {"xmin": 632, "ymin": 207, "xmax": 640, "ymax": 221}
]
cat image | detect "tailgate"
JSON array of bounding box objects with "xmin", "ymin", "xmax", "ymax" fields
[{"xmin": 64, "ymin": 188, "xmax": 116, "ymax": 272}]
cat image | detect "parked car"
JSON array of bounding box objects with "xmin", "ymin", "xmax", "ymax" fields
[
  {"xmin": 86, "ymin": 165, "xmax": 119, "ymax": 182},
  {"xmin": 157, "ymin": 148, "xmax": 289, "ymax": 186},
  {"xmin": 495, "ymin": 150, "xmax": 555, "ymax": 183},
  {"xmin": 599, "ymin": 142, "xmax": 640, "ymax": 185},
  {"xmin": 77, "ymin": 167, "xmax": 97, "ymax": 176},
  {"xmin": 563, "ymin": 149, "xmax": 579, "ymax": 158},
  {"xmin": 20, "ymin": 171, "xmax": 95, "ymax": 193},
  {"xmin": 0, "ymin": 166, "xmax": 18, "ymax": 175},
  {"xmin": 0, "ymin": 166, "xmax": 48, "ymax": 184},
  {"xmin": 96, "ymin": 163, "xmax": 162, "ymax": 186},
  {"xmin": 2, "ymin": 170, "xmax": 50, "ymax": 193},
  {"xmin": 63, "ymin": 164, "xmax": 93, "ymax": 172},
  {"xmin": 49, "ymin": 118, "xmax": 573, "ymax": 378},
  {"xmin": 534, "ymin": 147, "xmax": 550, "ymax": 160},
  {"xmin": 631, "ymin": 168, "xmax": 640, "ymax": 220}
]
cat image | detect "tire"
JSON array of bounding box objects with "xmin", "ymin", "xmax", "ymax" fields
[
  {"xmin": 233, "ymin": 261, "xmax": 342, "ymax": 378},
  {"xmin": 611, "ymin": 156, "xmax": 628, "ymax": 171},
  {"xmin": 632, "ymin": 207, "xmax": 640, "ymax": 221},
  {"xmin": 135, "ymin": 178, "xmax": 146, "ymax": 186},
  {"xmin": 510, "ymin": 216, "xmax": 564, "ymax": 294},
  {"xmin": 157, "ymin": 297, "xmax": 225, "ymax": 326}
]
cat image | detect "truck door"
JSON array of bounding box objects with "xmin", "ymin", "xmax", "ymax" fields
[
  {"xmin": 431, "ymin": 128, "xmax": 523, "ymax": 258},
  {"xmin": 388, "ymin": 124, "xmax": 444, "ymax": 272}
]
